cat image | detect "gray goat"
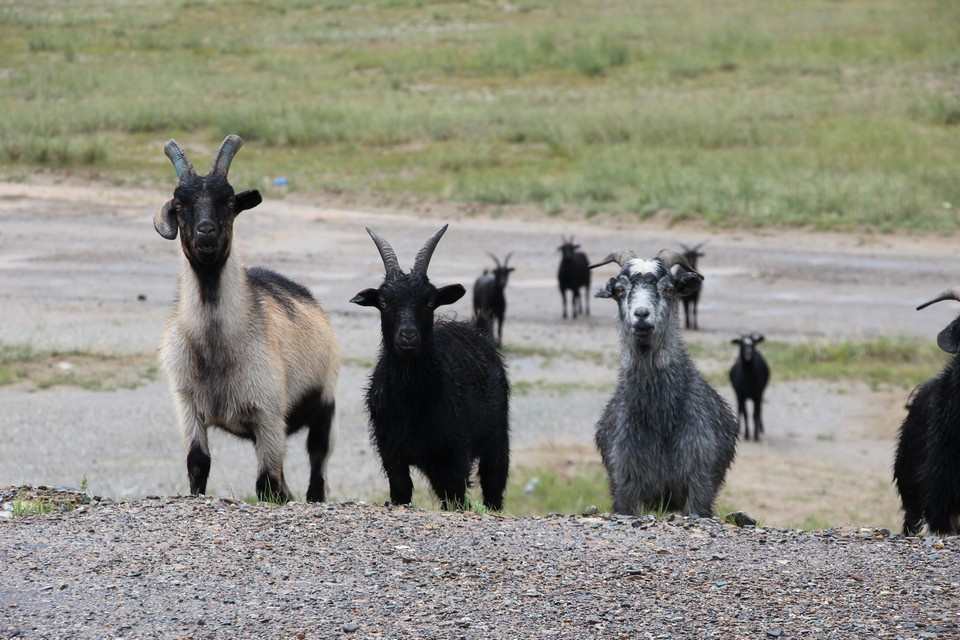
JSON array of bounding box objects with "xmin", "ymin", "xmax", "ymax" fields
[
  {"xmin": 591, "ymin": 248, "xmax": 738, "ymax": 517},
  {"xmin": 154, "ymin": 135, "xmax": 341, "ymax": 503}
]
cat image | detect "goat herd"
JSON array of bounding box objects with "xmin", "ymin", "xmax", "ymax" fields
[{"xmin": 154, "ymin": 136, "xmax": 959, "ymax": 536}]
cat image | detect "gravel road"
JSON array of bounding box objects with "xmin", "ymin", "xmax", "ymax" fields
[{"xmin": 2, "ymin": 494, "xmax": 958, "ymax": 639}]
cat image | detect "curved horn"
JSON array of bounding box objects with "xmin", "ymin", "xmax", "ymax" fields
[
  {"xmin": 589, "ymin": 248, "xmax": 637, "ymax": 270},
  {"xmin": 656, "ymin": 248, "xmax": 701, "ymax": 275},
  {"xmin": 503, "ymin": 251, "xmax": 513, "ymax": 268},
  {"xmin": 412, "ymin": 224, "xmax": 449, "ymax": 274},
  {"xmin": 917, "ymin": 287, "xmax": 960, "ymax": 311},
  {"xmin": 365, "ymin": 227, "xmax": 402, "ymax": 274},
  {"xmin": 163, "ymin": 139, "xmax": 195, "ymax": 180},
  {"xmin": 210, "ymin": 134, "xmax": 245, "ymax": 177},
  {"xmin": 487, "ymin": 252, "xmax": 502, "ymax": 269}
]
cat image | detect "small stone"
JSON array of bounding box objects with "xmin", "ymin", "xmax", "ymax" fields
[
  {"xmin": 343, "ymin": 623, "xmax": 360, "ymax": 633},
  {"xmin": 582, "ymin": 505, "xmax": 599, "ymax": 516},
  {"xmin": 725, "ymin": 511, "xmax": 758, "ymax": 528},
  {"xmin": 765, "ymin": 629, "xmax": 783, "ymax": 638}
]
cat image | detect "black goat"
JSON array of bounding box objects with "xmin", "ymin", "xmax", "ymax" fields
[
  {"xmin": 678, "ymin": 242, "xmax": 706, "ymax": 330},
  {"xmin": 591, "ymin": 249, "xmax": 738, "ymax": 517},
  {"xmin": 729, "ymin": 332, "xmax": 770, "ymax": 442},
  {"xmin": 350, "ymin": 224, "xmax": 511, "ymax": 511},
  {"xmin": 894, "ymin": 287, "xmax": 960, "ymax": 535},
  {"xmin": 473, "ymin": 252, "xmax": 514, "ymax": 346},
  {"xmin": 558, "ymin": 236, "xmax": 590, "ymax": 319}
]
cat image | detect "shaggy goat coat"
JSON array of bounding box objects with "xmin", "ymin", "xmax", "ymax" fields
[{"xmin": 593, "ymin": 252, "xmax": 738, "ymax": 517}]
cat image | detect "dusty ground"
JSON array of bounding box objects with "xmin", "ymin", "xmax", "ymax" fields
[{"xmin": 2, "ymin": 174, "xmax": 958, "ymax": 530}]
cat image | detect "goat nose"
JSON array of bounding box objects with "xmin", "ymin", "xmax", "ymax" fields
[
  {"xmin": 196, "ymin": 222, "xmax": 214, "ymax": 236},
  {"xmin": 634, "ymin": 308, "xmax": 650, "ymax": 320}
]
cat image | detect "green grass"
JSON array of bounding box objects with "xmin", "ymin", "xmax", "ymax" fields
[
  {"xmin": 2, "ymin": 0, "xmax": 959, "ymax": 231},
  {"xmin": 692, "ymin": 336, "xmax": 949, "ymax": 389},
  {"xmin": 0, "ymin": 343, "xmax": 158, "ymax": 391}
]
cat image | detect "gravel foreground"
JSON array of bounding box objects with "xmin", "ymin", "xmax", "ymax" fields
[{"xmin": 1, "ymin": 490, "xmax": 957, "ymax": 639}]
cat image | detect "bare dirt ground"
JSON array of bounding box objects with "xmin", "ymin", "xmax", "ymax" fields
[{"xmin": 2, "ymin": 174, "xmax": 958, "ymax": 530}]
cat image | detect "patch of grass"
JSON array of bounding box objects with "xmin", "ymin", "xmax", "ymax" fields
[
  {"xmin": 0, "ymin": 343, "xmax": 157, "ymax": 391},
  {"xmin": 505, "ymin": 464, "xmax": 611, "ymax": 517},
  {"xmin": 692, "ymin": 336, "xmax": 948, "ymax": 388},
  {"xmin": 1, "ymin": 1, "xmax": 959, "ymax": 231},
  {"xmin": 10, "ymin": 493, "xmax": 59, "ymax": 517}
]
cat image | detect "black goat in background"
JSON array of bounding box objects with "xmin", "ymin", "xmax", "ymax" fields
[
  {"xmin": 351, "ymin": 224, "xmax": 511, "ymax": 511},
  {"xmin": 473, "ymin": 252, "xmax": 514, "ymax": 346},
  {"xmin": 558, "ymin": 236, "xmax": 590, "ymax": 319},
  {"xmin": 678, "ymin": 241, "xmax": 707, "ymax": 330},
  {"xmin": 729, "ymin": 332, "xmax": 770, "ymax": 442}
]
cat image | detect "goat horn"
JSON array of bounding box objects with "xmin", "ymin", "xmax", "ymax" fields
[
  {"xmin": 656, "ymin": 248, "xmax": 702, "ymax": 277},
  {"xmin": 412, "ymin": 224, "xmax": 449, "ymax": 274},
  {"xmin": 365, "ymin": 227, "xmax": 402, "ymax": 274},
  {"xmin": 589, "ymin": 248, "xmax": 637, "ymax": 269},
  {"xmin": 163, "ymin": 139, "xmax": 195, "ymax": 180},
  {"xmin": 917, "ymin": 287, "xmax": 960, "ymax": 311},
  {"xmin": 487, "ymin": 252, "xmax": 502, "ymax": 269},
  {"xmin": 504, "ymin": 252, "xmax": 513, "ymax": 268},
  {"xmin": 210, "ymin": 134, "xmax": 244, "ymax": 177}
]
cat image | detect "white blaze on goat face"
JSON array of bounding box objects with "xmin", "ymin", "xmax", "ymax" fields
[{"xmin": 618, "ymin": 258, "xmax": 668, "ymax": 328}]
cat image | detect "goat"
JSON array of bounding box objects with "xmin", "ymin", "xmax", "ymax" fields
[
  {"xmin": 729, "ymin": 332, "xmax": 770, "ymax": 442},
  {"xmin": 558, "ymin": 236, "xmax": 591, "ymax": 319},
  {"xmin": 154, "ymin": 135, "xmax": 340, "ymax": 503},
  {"xmin": 894, "ymin": 287, "xmax": 960, "ymax": 535},
  {"xmin": 350, "ymin": 224, "xmax": 511, "ymax": 511},
  {"xmin": 678, "ymin": 241, "xmax": 707, "ymax": 330},
  {"xmin": 473, "ymin": 252, "xmax": 514, "ymax": 346},
  {"xmin": 590, "ymin": 248, "xmax": 738, "ymax": 517}
]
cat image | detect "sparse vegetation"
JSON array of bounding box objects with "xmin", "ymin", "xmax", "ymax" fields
[
  {"xmin": 692, "ymin": 336, "xmax": 948, "ymax": 389},
  {"xmin": 1, "ymin": 0, "xmax": 958, "ymax": 231},
  {"xmin": 0, "ymin": 343, "xmax": 157, "ymax": 391}
]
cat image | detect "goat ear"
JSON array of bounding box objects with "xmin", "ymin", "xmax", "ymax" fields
[
  {"xmin": 234, "ymin": 189, "xmax": 262, "ymax": 214},
  {"xmin": 731, "ymin": 338, "xmax": 742, "ymax": 345},
  {"xmin": 936, "ymin": 318, "xmax": 960, "ymax": 354},
  {"xmin": 154, "ymin": 200, "xmax": 179, "ymax": 240},
  {"xmin": 596, "ymin": 277, "xmax": 617, "ymax": 299},
  {"xmin": 674, "ymin": 271, "xmax": 703, "ymax": 298},
  {"xmin": 350, "ymin": 288, "xmax": 380, "ymax": 307},
  {"xmin": 753, "ymin": 333, "xmax": 765, "ymax": 344},
  {"xmin": 435, "ymin": 284, "xmax": 466, "ymax": 307}
]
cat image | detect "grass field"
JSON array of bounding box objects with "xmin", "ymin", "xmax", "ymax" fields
[{"xmin": 1, "ymin": 0, "xmax": 959, "ymax": 231}]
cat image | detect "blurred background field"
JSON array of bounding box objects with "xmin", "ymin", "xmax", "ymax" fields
[{"xmin": 1, "ymin": 0, "xmax": 959, "ymax": 231}]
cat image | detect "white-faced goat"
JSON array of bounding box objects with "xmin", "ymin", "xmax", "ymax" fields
[
  {"xmin": 473, "ymin": 252, "xmax": 514, "ymax": 346},
  {"xmin": 590, "ymin": 249, "xmax": 738, "ymax": 517},
  {"xmin": 729, "ymin": 332, "xmax": 770, "ymax": 442},
  {"xmin": 678, "ymin": 241, "xmax": 707, "ymax": 330},
  {"xmin": 351, "ymin": 224, "xmax": 511, "ymax": 511},
  {"xmin": 154, "ymin": 135, "xmax": 341, "ymax": 503},
  {"xmin": 894, "ymin": 287, "xmax": 960, "ymax": 535},
  {"xmin": 558, "ymin": 236, "xmax": 591, "ymax": 319}
]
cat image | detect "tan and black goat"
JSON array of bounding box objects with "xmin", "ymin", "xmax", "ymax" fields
[{"xmin": 154, "ymin": 135, "xmax": 340, "ymax": 503}]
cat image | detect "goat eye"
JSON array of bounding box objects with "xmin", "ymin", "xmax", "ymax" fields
[
  {"xmin": 614, "ymin": 284, "xmax": 625, "ymax": 297},
  {"xmin": 427, "ymin": 301, "xmax": 435, "ymax": 309},
  {"xmin": 228, "ymin": 199, "xmax": 235, "ymax": 209},
  {"xmin": 379, "ymin": 301, "xmax": 388, "ymax": 310},
  {"xmin": 663, "ymin": 285, "xmax": 675, "ymax": 296}
]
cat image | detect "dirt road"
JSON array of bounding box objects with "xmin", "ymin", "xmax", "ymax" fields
[{"xmin": 2, "ymin": 175, "xmax": 957, "ymax": 529}]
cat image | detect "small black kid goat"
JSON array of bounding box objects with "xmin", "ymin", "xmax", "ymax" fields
[
  {"xmin": 729, "ymin": 332, "xmax": 770, "ymax": 442},
  {"xmin": 894, "ymin": 287, "xmax": 960, "ymax": 536},
  {"xmin": 351, "ymin": 224, "xmax": 511, "ymax": 511}
]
